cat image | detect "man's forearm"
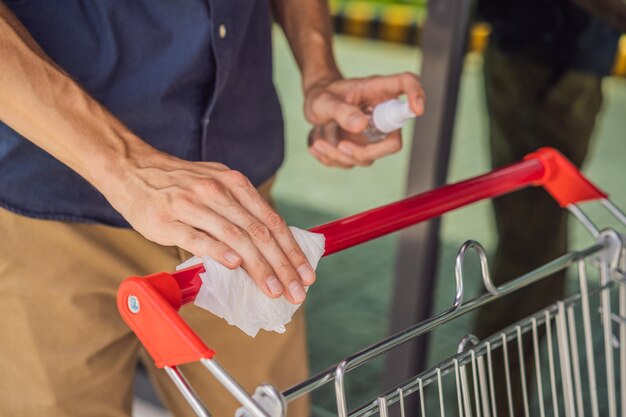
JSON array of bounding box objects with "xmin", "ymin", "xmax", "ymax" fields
[
  {"xmin": 272, "ymin": 0, "xmax": 341, "ymax": 91},
  {"xmin": 0, "ymin": 3, "xmax": 152, "ymax": 193}
]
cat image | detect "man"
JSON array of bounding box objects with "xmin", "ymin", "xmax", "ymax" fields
[
  {"xmin": 474, "ymin": 0, "xmax": 624, "ymax": 415},
  {"xmin": 0, "ymin": 1, "xmax": 424, "ymax": 416}
]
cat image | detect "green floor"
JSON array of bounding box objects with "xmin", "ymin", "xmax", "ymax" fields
[{"xmin": 270, "ymin": 32, "xmax": 626, "ymax": 414}]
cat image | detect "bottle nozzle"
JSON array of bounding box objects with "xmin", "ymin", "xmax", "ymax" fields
[{"xmin": 372, "ymin": 99, "xmax": 416, "ymax": 134}]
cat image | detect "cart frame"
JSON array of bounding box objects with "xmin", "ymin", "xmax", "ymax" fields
[{"xmin": 117, "ymin": 147, "xmax": 625, "ymax": 417}]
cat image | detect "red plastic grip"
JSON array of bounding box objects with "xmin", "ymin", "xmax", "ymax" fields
[
  {"xmin": 118, "ymin": 147, "xmax": 607, "ymax": 367},
  {"xmin": 311, "ymin": 157, "xmax": 546, "ymax": 255},
  {"xmin": 117, "ymin": 265, "xmax": 214, "ymax": 368}
]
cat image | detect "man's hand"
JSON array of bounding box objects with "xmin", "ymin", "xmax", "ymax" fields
[
  {"xmin": 99, "ymin": 152, "xmax": 315, "ymax": 304},
  {"xmin": 304, "ymin": 73, "xmax": 425, "ymax": 168}
]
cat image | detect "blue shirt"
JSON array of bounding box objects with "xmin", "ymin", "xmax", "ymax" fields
[{"xmin": 0, "ymin": 0, "xmax": 284, "ymax": 227}]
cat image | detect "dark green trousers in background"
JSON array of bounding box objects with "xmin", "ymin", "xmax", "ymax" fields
[{"xmin": 473, "ymin": 43, "xmax": 604, "ymax": 416}]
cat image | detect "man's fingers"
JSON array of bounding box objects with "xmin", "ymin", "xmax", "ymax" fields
[
  {"xmin": 177, "ymin": 203, "xmax": 287, "ymax": 300},
  {"xmin": 210, "ymin": 200, "xmax": 309, "ymax": 303},
  {"xmin": 170, "ymin": 222, "xmax": 242, "ymax": 269},
  {"xmin": 406, "ymin": 89, "xmax": 426, "ymax": 116},
  {"xmin": 308, "ymin": 91, "xmax": 368, "ymax": 133},
  {"xmin": 311, "ymin": 139, "xmax": 359, "ymax": 168},
  {"xmin": 308, "ymin": 146, "xmax": 336, "ymax": 167},
  {"xmin": 228, "ymin": 182, "xmax": 316, "ymax": 291},
  {"xmin": 337, "ymin": 131, "xmax": 402, "ymax": 162},
  {"xmin": 333, "ymin": 72, "xmax": 426, "ymax": 115}
]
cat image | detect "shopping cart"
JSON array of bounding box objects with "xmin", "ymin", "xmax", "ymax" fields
[{"xmin": 117, "ymin": 147, "xmax": 626, "ymax": 417}]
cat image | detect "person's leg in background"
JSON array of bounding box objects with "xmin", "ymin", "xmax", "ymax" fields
[
  {"xmin": 473, "ymin": 43, "xmax": 603, "ymax": 416},
  {"xmin": 0, "ymin": 177, "xmax": 309, "ymax": 417}
]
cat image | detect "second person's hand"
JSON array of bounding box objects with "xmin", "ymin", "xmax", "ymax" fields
[{"xmin": 304, "ymin": 72, "xmax": 425, "ymax": 168}]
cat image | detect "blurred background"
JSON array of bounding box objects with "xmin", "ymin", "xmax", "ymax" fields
[
  {"xmin": 135, "ymin": 1, "xmax": 626, "ymax": 415},
  {"xmin": 272, "ymin": 0, "xmax": 626, "ymax": 415}
]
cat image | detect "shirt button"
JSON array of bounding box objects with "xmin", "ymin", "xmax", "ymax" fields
[{"xmin": 218, "ymin": 24, "xmax": 227, "ymax": 39}]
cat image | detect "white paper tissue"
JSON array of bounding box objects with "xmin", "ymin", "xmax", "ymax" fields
[{"xmin": 177, "ymin": 227, "xmax": 325, "ymax": 337}]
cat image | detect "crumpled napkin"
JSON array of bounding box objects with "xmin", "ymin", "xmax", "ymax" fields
[{"xmin": 177, "ymin": 227, "xmax": 325, "ymax": 337}]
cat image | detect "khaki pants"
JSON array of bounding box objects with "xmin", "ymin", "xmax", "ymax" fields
[{"xmin": 0, "ymin": 179, "xmax": 309, "ymax": 417}]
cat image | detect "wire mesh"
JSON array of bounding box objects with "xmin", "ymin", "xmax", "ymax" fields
[{"xmin": 346, "ymin": 250, "xmax": 625, "ymax": 417}]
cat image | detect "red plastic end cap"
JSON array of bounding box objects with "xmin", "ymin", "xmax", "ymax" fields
[
  {"xmin": 524, "ymin": 147, "xmax": 608, "ymax": 207},
  {"xmin": 171, "ymin": 264, "xmax": 205, "ymax": 306},
  {"xmin": 117, "ymin": 275, "xmax": 215, "ymax": 368},
  {"xmin": 144, "ymin": 272, "xmax": 183, "ymax": 311}
]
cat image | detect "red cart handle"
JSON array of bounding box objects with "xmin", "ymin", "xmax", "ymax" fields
[{"xmin": 117, "ymin": 147, "xmax": 607, "ymax": 368}]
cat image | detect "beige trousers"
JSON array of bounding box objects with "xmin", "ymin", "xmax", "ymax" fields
[{"xmin": 0, "ymin": 180, "xmax": 309, "ymax": 417}]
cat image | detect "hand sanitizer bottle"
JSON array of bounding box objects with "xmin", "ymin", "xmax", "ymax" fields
[
  {"xmin": 362, "ymin": 99, "xmax": 416, "ymax": 143},
  {"xmin": 308, "ymin": 99, "xmax": 417, "ymax": 148}
]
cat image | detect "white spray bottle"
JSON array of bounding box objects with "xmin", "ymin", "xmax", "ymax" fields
[{"xmin": 308, "ymin": 98, "xmax": 416, "ymax": 147}]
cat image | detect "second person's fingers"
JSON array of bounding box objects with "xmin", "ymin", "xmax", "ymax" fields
[
  {"xmin": 307, "ymin": 91, "xmax": 369, "ymax": 133},
  {"xmin": 337, "ymin": 131, "xmax": 402, "ymax": 162},
  {"xmin": 312, "ymin": 139, "xmax": 359, "ymax": 168}
]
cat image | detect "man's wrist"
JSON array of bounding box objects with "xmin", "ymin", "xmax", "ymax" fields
[
  {"xmin": 302, "ymin": 68, "xmax": 342, "ymax": 94},
  {"xmin": 298, "ymin": 30, "xmax": 342, "ymax": 93},
  {"xmin": 85, "ymin": 131, "xmax": 158, "ymax": 197}
]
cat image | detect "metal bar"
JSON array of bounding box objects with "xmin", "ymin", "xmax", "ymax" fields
[
  {"xmin": 164, "ymin": 366, "xmax": 211, "ymax": 417},
  {"xmin": 460, "ymin": 360, "xmax": 472, "ymax": 417},
  {"xmin": 545, "ymin": 311, "xmax": 560, "ymax": 417},
  {"xmin": 455, "ymin": 241, "xmax": 495, "ymax": 296},
  {"xmin": 618, "ymin": 249, "xmax": 626, "ymax": 417},
  {"xmin": 516, "ymin": 326, "xmax": 530, "ymax": 417},
  {"xmin": 566, "ymin": 306, "xmax": 584, "ymax": 417},
  {"xmin": 486, "ymin": 342, "xmax": 497, "ymax": 417},
  {"xmin": 610, "ymin": 313, "xmax": 626, "ymax": 325},
  {"xmin": 335, "ymin": 360, "xmax": 349, "ymax": 417},
  {"xmin": 501, "ymin": 334, "xmax": 515, "ymax": 417},
  {"xmin": 578, "ymin": 259, "xmax": 599, "ymax": 417},
  {"xmin": 378, "ymin": 397, "xmax": 389, "ymax": 417},
  {"xmin": 418, "ymin": 378, "xmax": 426, "ymax": 417},
  {"xmin": 556, "ymin": 302, "xmax": 575, "ymax": 417},
  {"xmin": 602, "ymin": 198, "xmax": 626, "ymax": 225},
  {"xmin": 458, "ymin": 335, "xmax": 481, "ymax": 417},
  {"xmin": 477, "ymin": 355, "xmax": 490, "ymax": 417},
  {"xmin": 531, "ymin": 318, "xmax": 546, "ymax": 417},
  {"xmin": 283, "ymin": 242, "xmax": 607, "ymax": 402},
  {"xmin": 471, "ymin": 351, "xmax": 481, "ymax": 417},
  {"xmin": 567, "ymin": 205, "xmax": 600, "ymax": 238},
  {"xmin": 437, "ymin": 368, "xmax": 445, "ymax": 417},
  {"xmin": 200, "ymin": 359, "xmax": 270, "ymax": 417},
  {"xmin": 454, "ymin": 359, "xmax": 464, "ymax": 417},
  {"xmin": 397, "ymin": 388, "xmax": 406, "ymax": 417},
  {"xmin": 599, "ymin": 260, "xmax": 618, "ymax": 417}
]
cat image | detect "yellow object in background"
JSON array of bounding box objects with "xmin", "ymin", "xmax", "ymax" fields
[
  {"xmin": 469, "ymin": 22, "xmax": 492, "ymax": 54},
  {"xmin": 343, "ymin": 1, "xmax": 376, "ymax": 38},
  {"xmin": 379, "ymin": 5, "xmax": 416, "ymax": 43},
  {"xmin": 612, "ymin": 35, "xmax": 626, "ymax": 77}
]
